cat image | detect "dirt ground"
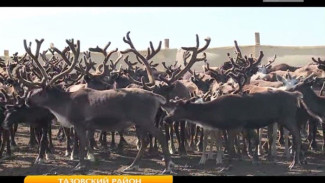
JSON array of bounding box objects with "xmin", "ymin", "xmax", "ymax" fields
[{"xmin": 1, "ymin": 123, "xmax": 325, "ymax": 176}]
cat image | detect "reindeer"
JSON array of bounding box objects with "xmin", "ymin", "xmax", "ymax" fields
[
  {"xmin": 163, "ymin": 87, "xmax": 317, "ymax": 170},
  {"xmin": 288, "ymin": 73, "xmax": 325, "ymax": 152},
  {"xmin": 8, "ymin": 38, "xmax": 174, "ymax": 173},
  {"xmin": 2, "ymin": 90, "xmax": 56, "ymax": 164},
  {"xmin": 122, "ymin": 32, "xmax": 210, "ymax": 156}
]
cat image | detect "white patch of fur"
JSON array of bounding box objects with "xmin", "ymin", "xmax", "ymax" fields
[{"xmin": 49, "ymin": 109, "xmax": 73, "ymax": 128}]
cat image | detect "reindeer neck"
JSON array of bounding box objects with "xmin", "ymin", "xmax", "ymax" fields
[
  {"xmin": 299, "ymin": 86, "xmax": 325, "ymax": 113},
  {"xmin": 43, "ymin": 90, "xmax": 71, "ymax": 112},
  {"xmin": 182, "ymin": 102, "xmax": 213, "ymax": 122}
]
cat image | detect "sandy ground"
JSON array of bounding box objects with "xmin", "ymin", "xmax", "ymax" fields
[{"xmin": 0, "ymin": 123, "xmax": 325, "ymax": 176}]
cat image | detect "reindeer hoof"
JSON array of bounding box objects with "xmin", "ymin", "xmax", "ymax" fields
[
  {"xmin": 87, "ymin": 153, "xmax": 96, "ymax": 162},
  {"xmin": 65, "ymin": 150, "xmax": 71, "ymax": 157},
  {"xmin": 161, "ymin": 169, "xmax": 175, "ymax": 175},
  {"xmin": 216, "ymin": 160, "xmax": 223, "ymax": 165},
  {"xmin": 199, "ymin": 160, "xmax": 206, "ymax": 165},
  {"xmin": 288, "ymin": 161, "xmax": 302, "ymax": 170},
  {"xmin": 199, "ymin": 155, "xmax": 206, "ymax": 165},
  {"xmin": 46, "ymin": 153, "xmax": 55, "ymax": 160},
  {"xmin": 301, "ymin": 159, "xmax": 308, "ymax": 165},
  {"xmin": 70, "ymin": 152, "xmax": 79, "ymax": 160},
  {"xmin": 168, "ymin": 142, "xmax": 176, "ymax": 155},
  {"xmin": 34, "ymin": 157, "xmax": 45, "ymax": 165},
  {"xmin": 73, "ymin": 163, "xmax": 87, "ymax": 173},
  {"xmin": 123, "ymin": 165, "xmax": 139, "ymax": 172}
]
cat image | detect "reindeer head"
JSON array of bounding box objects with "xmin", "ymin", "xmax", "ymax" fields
[
  {"xmin": 312, "ymin": 57, "xmax": 325, "ymax": 71},
  {"xmin": 10, "ymin": 39, "xmax": 81, "ymax": 108},
  {"xmin": 163, "ymin": 98, "xmax": 192, "ymax": 122},
  {"xmin": 190, "ymin": 70, "xmax": 214, "ymax": 93},
  {"xmin": 288, "ymin": 73, "xmax": 317, "ymax": 92},
  {"xmin": 257, "ymin": 55, "xmax": 276, "ymax": 74},
  {"xmin": 79, "ymin": 44, "xmax": 123, "ymax": 90},
  {"xmin": 276, "ymin": 71, "xmax": 302, "ymax": 90}
]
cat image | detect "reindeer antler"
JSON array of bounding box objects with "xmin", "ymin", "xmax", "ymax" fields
[
  {"xmin": 121, "ymin": 31, "xmax": 161, "ymax": 86},
  {"xmin": 161, "ymin": 34, "xmax": 210, "ymax": 85}
]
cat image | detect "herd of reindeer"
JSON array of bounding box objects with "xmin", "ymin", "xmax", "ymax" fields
[{"xmin": 1, "ymin": 31, "xmax": 325, "ymax": 174}]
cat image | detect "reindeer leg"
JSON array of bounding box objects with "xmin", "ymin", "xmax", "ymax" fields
[
  {"xmin": 153, "ymin": 117, "xmax": 161, "ymax": 152},
  {"xmin": 0, "ymin": 130, "xmax": 5, "ymax": 159},
  {"xmin": 279, "ymin": 125, "xmax": 285, "ymax": 146},
  {"xmin": 99, "ymin": 131, "xmax": 108, "ymax": 149},
  {"xmin": 257, "ymin": 128, "xmax": 264, "ymax": 156},
  {"xmin": 123, "ymin": 127, "xmax": 150, "ymax": 172},
  {"xmin": 179, "ymin": 120, "xmax": 187, "ymax": 156},
  {"xmin": 64, "ymin": 127, "xmax": 72, "ymax": 157},
  {"xmin": 35, "ymin": 127, "xmax": 47, "ymax": 164},
  {"xmin": 88, "ymin": 130, "xmax": 98, "ymax": 151},
  {"xmin": 57, "ymin": 126, "xmax": 64, "ymax": 142},
  {"xmin": 199, "ymin": 130, "xmax": 208, "ymax": 165},
  {"xmin": 285, "ymin": 123, "xmax": 302, "ymax": 170},
  {"xmin": 86, "ymin": 130, "xmax": 96, "ymax": 162},
  {"xmin": 48, "ymin": 124, "xmax": 54, "ymax": 152},
  {"xmin": 222, "ymin": 130, "xmax": 228, "ymax": 154},
  {"xmin": 73, "ymin": 127, "xmax": 88, "ymax": 173},
  {"xmin": 322, "ymin": 123, "xmax": 325, "ymax": 152},
  {"xmin": 215, "ymin": 130, "xmax": 223, "ymax": 165},
  {"xmin": 164, "ymin": 123, "xmax": 173, "ymax": 155},
  {"xmin": 309, "ymin": 119, "xmax": 318, "ymax": 151},
  {"xmin": 174, "ymin": 122, "xmax": 182, "ymax": 154},
  {"xmin": 188, "ymin": 123, "xmax": 196, "ymax": 152},
  {"xmin": 227, "ymin": 129, "xmax": 236, "ymax": 164},
  {"xmin": 148, "ymin": 134, "xmax": 154, "ymax": 153},
  {"xmin": 251, "ymin": 129, "xmax": 260, "ymax": 165},
  {"xmin": 271, "ymin": 123, "xmax": 278, "ymax": 157},
  {"xmin": 110, "ymin": 131, "xmax": 117, "ymax": 149},
  {"xmin": 183, "ymin": 122, "xmax": 191, "ymax": 153},
  {"xmin": 119, "ymin": 130, "xmax": 127, "ymax": 146},
  {"xmin": 45, "ymin": 124, "xmax": 54, "ymax": 160},
  {"xmin": 117, "ymin": 130, "xmax": 128, "ymax": 153},
  {"xmin": 5, "ymin": 130, "xmax": 11, "ymax": 159},
  {"xmin": 1, "ymin": 130, "xmax": 11, "ymax": 160},
  {"xmin": 284, "ymin": 128, "xmax": 290, "ymax": 160},
  {"xmin": 267, "ymin": 124, "xmax": 275, "ymax": 161},
  {"xmin": 28, "ymin": 126, "xmax": 37, "ymax": 149},
  {"xmin": 147, "ymin": 125, "xmax": 174, "ymax": 174},
  {"xmin": 71, "ymin": 128, "xmax": 79, "ymax": 160},
  {"xmin": 10, "ymin": 125, "xmax": 18, "ymax": 150},
  {"xmin": 194, "ymin": 126, "xmax": 200, "ymax": 151}
]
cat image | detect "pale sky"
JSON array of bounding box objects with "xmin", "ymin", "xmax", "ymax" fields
[{"xmin": 0, "ymin": 7, "xmax": 324, "ymax": 55}]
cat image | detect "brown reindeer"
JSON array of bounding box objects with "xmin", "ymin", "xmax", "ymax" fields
[{"xmin": 11, "ymin": 38, "xmax": 174, "ymax": 174}]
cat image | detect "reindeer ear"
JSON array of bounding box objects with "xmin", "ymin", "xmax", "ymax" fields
[
  {"xmin": 190, "ymin": 76, "xmax": 196, "ymax": 83},
  {"xmin": 83, "ymin": 75, "xmax": 92, "ymax": 82}
]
